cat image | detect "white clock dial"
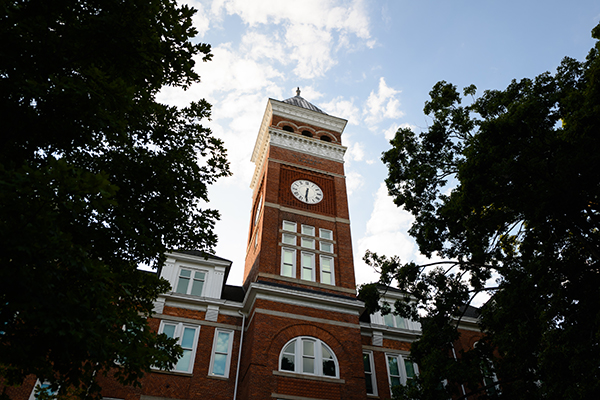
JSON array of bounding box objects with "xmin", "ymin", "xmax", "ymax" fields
[{"xmin": 291, "ymin": 180, "xmax": 323, "ymax": 204}]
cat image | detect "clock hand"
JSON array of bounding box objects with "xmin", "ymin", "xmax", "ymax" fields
[{"xmin": 305, "ymin": 188, "xmax": 309, "ymax": 200}]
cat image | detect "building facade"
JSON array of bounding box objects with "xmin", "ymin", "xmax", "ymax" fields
[{"xmin": 12, "ymin": 92, "xmax": 482, "ymax": 400}]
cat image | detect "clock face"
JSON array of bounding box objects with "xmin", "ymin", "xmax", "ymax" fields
[{"xmin": 291, "ymin": 180, "xmax": 323, "ymax": 204}]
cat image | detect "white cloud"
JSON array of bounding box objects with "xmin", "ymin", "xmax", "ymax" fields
[
  {"xmin": 354, "ymin": 183, "xmax": 417, "ymax": 285},
  {"xmin": 203, "ymin": 0, "xmax": 372, "ymax": 79},
  {"xmin": 364, "ymin": 77, "xmax": 404, "ymax": 124},
  {"xmin": 319, "ymin": 96, "xmax": 360, "ymax": 125},
  {"xmin": 383, "ymin": 122, "xmax": 417, "ymax": 141},
  {"xmin": 347, "ymin": 142, "xmax": 365, "ymax": 162},
  {"xmin": 346, "ymin": 171, "xmax": 365, "ymax": 196},
  {"xmin": 190, "ymin": 2, "xmax": 211, "ymax": 37}
]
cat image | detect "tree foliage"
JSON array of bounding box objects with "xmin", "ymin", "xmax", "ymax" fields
[
  {"xmin": 362, "ymin": 23, "xmax": 600, "ymax": 399},
  {"xmin": 0, "ymin": 0, "xmax": 229, "ymax": 397}
]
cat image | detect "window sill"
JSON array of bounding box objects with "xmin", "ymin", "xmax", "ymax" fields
[
  {"xmin": 150, "ymin": 368, "xmax": 193, "ymax": 377},
  {"xmin": 273, "ymin": 370, "xmax": 345, "ymax": 384},
  {"xmin": 207, "ymin": 374, "xmax": 229, "ymax": 381}
]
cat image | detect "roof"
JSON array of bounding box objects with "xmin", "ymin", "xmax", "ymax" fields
[
  {"xmin": 282, "ymin": 87, "xmax": 327, "ymax": 114},
  {"xmin": 172, "ymin": 249, "xmax": 232, "ymax": 264},
  {"xmin": 221, "ymin": 284, "xmax": 246, "ymax": 302}
]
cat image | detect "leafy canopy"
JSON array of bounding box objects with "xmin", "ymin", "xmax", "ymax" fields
[
  {"xmin": 0, "ymin": 0, "xmax": 229, "ymax": 397},
  {"xmin": 362, "ymin": 23, "xmax": 600, "ymax": 400}
]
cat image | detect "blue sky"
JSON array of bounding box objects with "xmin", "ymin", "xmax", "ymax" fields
[{"xmin": 159, "ymin": 0, "xmax": 600, "ymax": 292}]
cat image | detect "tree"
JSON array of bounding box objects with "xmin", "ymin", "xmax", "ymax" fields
[
  {"xmin": 361, "ymin": 23, "xmax": 600, "ymax": 400},
  {"xmin": 0, "ymin": 0, "xmax": 229, "ymax": 398}
]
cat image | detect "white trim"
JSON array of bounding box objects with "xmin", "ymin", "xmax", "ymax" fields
[
  {"xmin": 281, "ymin": 247, "xmax": 296, "ymax": 278},
  {"xmin": 319, "ymin": 241, "xmax": 333, "ymax": 253},
  {"xmin": 282, "ymin": 220, "xmax": 297, "ymax": 232},
  {"xmin": 209, "ymin": 329, "xmax": 234, "ymax": 378},
  {"xmin": 385, "ymin": 353, "xmax": 418, "ymax": 388},
  {"xmin": 363, "ymin": 351, "xmax": 378, "ymax": 396},
  {"xmin": 319, "ymin": 228, "xmax": 333, "ymax": 240},
  {"xmin": 300, "ymin": 251, "xmax": 315, "ymax": 281},
  {"xmin": 243, "ymin": 282, "xmax": 364, "ymax": 317},
  {"xmin": 279, "ymin": 337, "xmax": 339, "ymax": 378},
  {"xmin": 301, "ymin": 225, "xmax": 315, "ymax": 236},
  {"xmin": 174, "ymin": 267, "xmax": 207, "ymax": 297},
  {"xmin": 158, "ymin": 321, "xmax": 200, "ymax": 374},
  {"xmin": 319, "ymin": 255, "xmax": 335, "ymax": 285},
  {"xmin": 270, "ymin": 130, "xmax": 346, "ymax": 162}
]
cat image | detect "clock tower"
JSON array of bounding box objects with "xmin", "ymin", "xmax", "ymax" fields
[
  {"xmin": 237, "ymin": 90, "xmax": 366, "ymax": 400},
  {"xmin": 243, "ymin": 89, "xmax": 357, "ymax": 295}
]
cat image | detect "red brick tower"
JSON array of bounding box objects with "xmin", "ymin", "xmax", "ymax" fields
[{"xmin": 238, "ymin": 89, "xmax": 366, "ymax": 399}]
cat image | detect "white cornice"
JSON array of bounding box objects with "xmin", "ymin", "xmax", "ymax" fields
[
  {"xmin": 270, "ymin": 130, "xmax": 346, "ymax": 162},
  {"xmin": 269, "ymin": 99, "xmax": 348, "ymax": 133},
  {"xmin": 165, "ymin": 252, "xmax": 232, "ymax": 268},
  {"xmin": 250, "ymin": 128, "xmax": 347, "ymax": 189},
  {"xmin": 242, "ymin": 281, "xmax": 364, "ymax": 316},
  {"xmin": 250, "ymin": 99, "xmax": 348, "ymax": 190}
]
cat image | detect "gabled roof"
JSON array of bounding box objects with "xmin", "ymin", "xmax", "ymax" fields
[{"xmin": 282, "ymin": 87, "xmax": 327, "ymax": 114}]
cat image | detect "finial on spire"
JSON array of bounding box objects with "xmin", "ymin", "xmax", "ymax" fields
[{"xmin": 296, "ymin": 87, "xmax": 301, "ymax": 96}]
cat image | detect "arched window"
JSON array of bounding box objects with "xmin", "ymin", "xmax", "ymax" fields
[
  {"xmin": 301, "ymin": 130, "xmax": 313, "ymax": 138},
  {"xmin": 282, "ymin": 126, "xmax": 294, "ymax": 132},
  {"xmin": 279, "ymin": 337, "xmax": 338, "ymax": 378},
  {"xmin": 320, "ymin": 135, "xmax": 332, "ymax": 142}
]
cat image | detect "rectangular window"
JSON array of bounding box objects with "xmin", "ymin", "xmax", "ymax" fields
[
  {"xmin": 301, "ymin": 237, "xmax": 315, "ymax": 249},
  {"xmin": 319, "ymin": 228, "xmax": 332, "ymax": 240},
  {"xmin": 282, "ymin": 233, "xmax": 296, "ymax": 245},
  {"xmin": 283, "ymin": 220, "xmax": 297, "ymax": 232},
  {"xmin": 175, "ymin": 269, "xmax": 206, "ymax": 296},
  {"xmin": 404, "ymin": 359, "xmax": 418, "ymax": 385},
  {"xmin": 254, "ymin": 194, "xmax": 263, "ymax": 226},
  {"xmin": 159, "ymin": 321, "xmax": 199, "ymax": 373},
  {"xmin": 320, "ymin": 255, "xmax": 334, "ymax": 285},
  {"xmin": 387, "ymin": 355, "xmax": 402, "ymax": 387},
  {"xmin": 281, "ymin": 248, "xmax": 296, "ymax": 277},
  {"xmin": 363, "ymin": 352, "xmax": 377, "ymax": 395},
  {"xmin": 384, "ymin": 313, "xmax": 408, "ymax": 329},
  {"xmin": 301, "ymin": 252, "xmax": 315, "ymax": 281},
  {"xmin": 301, "ymin": 225, "xmax": 315, "ymax": 236},
  {"xmin": 302, "ymin": 339, "xmax": 315, "ymax": 374},
  {"xmin": 319, "ymin": 241, "xmax": 333, "ymax": 253},
  {"xmin": 386, "ymin": 354, "xmax": 417, "ymax": 388},
  {"xmin": 210, "ymin": 329, "xmax": 234, "ymax": 377}
]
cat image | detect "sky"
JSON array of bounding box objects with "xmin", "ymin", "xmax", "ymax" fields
[{"xmin": 158, "ymin": 0, "xmax": 600, "ymax": 294}]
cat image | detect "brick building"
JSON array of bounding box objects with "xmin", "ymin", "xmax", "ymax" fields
[{"xmin": 17, "ymin": 91, "xmax": 482, "ymax": 400}]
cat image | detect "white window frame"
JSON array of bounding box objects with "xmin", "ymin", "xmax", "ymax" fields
[
  {"xmin": 383, "ymin": 312, "xmax": 408, "ymax": 329},
  {"xmin": 319, "ymin": 241, "xmax": 333, "ymax": 253},
  {"xmin": 372, "ymin": 302, "xmax": 421, "ymax": 331},
  {"xmin": 209, "ymin": 329, "xmax": 234, "ymax": 377},
  {"xmin": 319, "ymin": 255, "xmax": 334, "ymax": 285},
  {"xmin": 301, "ymin": 237, "xmax": 315, "ymax": 249},
  {"xmin": 385, "ymin": 353, "xmax": 418, "ymax": 388},
  {"xmin": 301, "ymin": 224, "xmax": 315, "ymax": 236},
  {"xmin": 174, "ymin": 267, "xmax": 207, "ymax": 297},
  {"xmin": 319, "ymin": 228, "xmax": 333, "ymax": 240},
  {"xmin": 159, "ymin": 321, "xmax": 200, "ymax": 374},
  {"xmin": 254, "ymin": 194, "xmax": 263, "ymax": 226},
  {"xmin": 281, "ymin": 247, "xmax": 296, "ymax": 278},
  {"xmin": 363, "ymin": 351, "xmax": 378, "ymax": 396},
  {"xmin": 279, "ymin": 337, "xmax": 339, "ymax": 378},
  {"xmin": 283, "ymin": 220, "xmax": 297, "ymax": 232},
  {"xmin": 282, "ymin": 233, "xmax": 296, "ymax": 246},
  {"xmin": 301, "ymin": 251, "xmax": 315, "ymax": 281}
]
